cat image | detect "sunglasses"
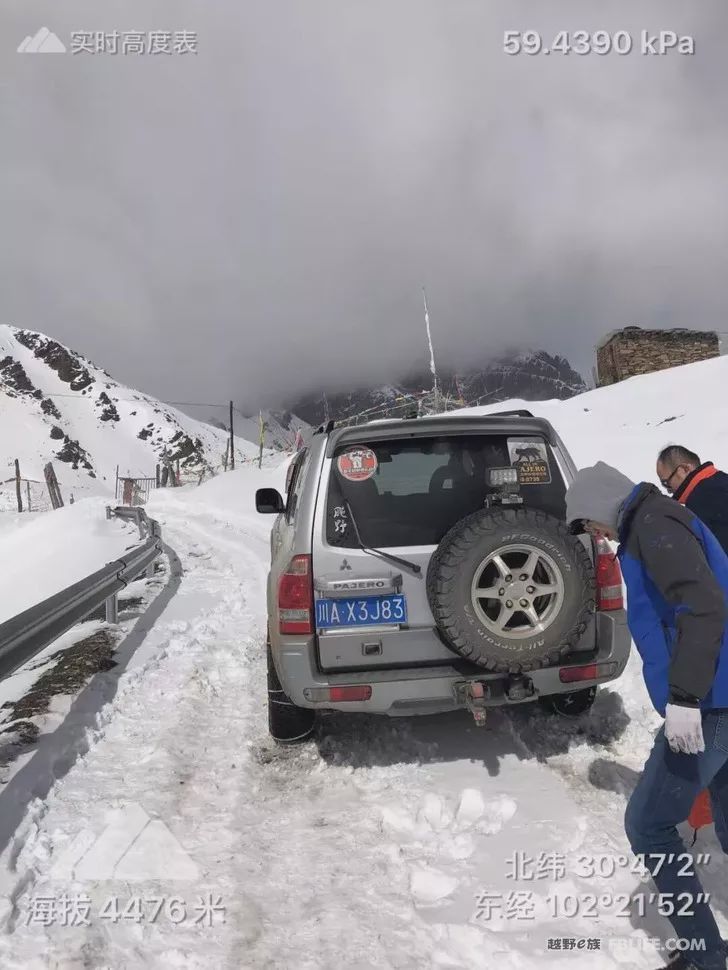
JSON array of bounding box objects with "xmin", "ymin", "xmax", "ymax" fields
[{"xmin": 660, "ymin": 465, "xmax": 686, "ymax": 490}]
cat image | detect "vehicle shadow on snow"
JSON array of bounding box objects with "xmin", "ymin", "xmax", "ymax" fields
[{"xmin": 313, "ymin": 686, "xmax": 631, "ymax": 777}]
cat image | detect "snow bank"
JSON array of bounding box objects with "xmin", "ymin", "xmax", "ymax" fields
[
  {"xmin": 190, "ymin": 456, "xmax": 291, "ymax": 507},
  {"xmin": 459, "ymin": 353, "xmax": 728, "ymax": 484},
  {"xmin": 0, "ymin": 500, "xmax": 140, "ymax": 623},
  {"xmin": 146, "ymin": 457, "xmax": 293, "ymax": 556}
]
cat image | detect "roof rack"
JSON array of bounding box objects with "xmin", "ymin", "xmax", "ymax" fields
[{"xmin": 313, "ymin": 419, "xmax": 336, "ymax": 436}]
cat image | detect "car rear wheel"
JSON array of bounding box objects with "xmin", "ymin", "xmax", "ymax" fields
[
  {"xmin": 539, "ymin": 686, "xmax": 598, "ymax": 717},
  {"xmin": 267, "ymin": 639, "xmax": 316, "ymax": 744},
  {"xmin": 426, "ymin": 507, "xmax": 595, "ymax": 673}
]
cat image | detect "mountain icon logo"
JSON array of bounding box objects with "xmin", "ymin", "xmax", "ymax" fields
[{"xmin": 17, "ymin": 28, "xmax": 67, "ymax": 54}]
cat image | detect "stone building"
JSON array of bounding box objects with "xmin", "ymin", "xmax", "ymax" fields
[{"xmin": 596, "ymin": 326, "xmax": 720, "ymax": 387}]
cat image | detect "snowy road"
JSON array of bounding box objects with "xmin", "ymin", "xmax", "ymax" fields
[{"xmin": 1, "ymin": 471, "xmax": 727, "ymax": 969}]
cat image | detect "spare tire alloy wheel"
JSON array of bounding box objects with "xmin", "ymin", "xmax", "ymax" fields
[
  {"xmin": 471, "ymin": 544, "xmax": 564, "ymax": 640},
  {"xmin": 427, "ymin": 508, "xmax": 595, "ymax": 673}
]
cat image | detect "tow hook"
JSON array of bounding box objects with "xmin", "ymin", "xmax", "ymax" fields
[{"xmin": 463, "ymin": 681, "xmax": 488, "ymax": 727}]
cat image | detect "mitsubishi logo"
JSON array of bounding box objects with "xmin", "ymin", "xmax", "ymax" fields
[{"xmin": 340, "ymin": 559, "xmax": 352, "ymax": 571}]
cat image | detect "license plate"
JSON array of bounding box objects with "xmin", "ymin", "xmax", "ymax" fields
[{"xmin": 315, "ymin": 595, "xmax": 407, "ymax": 629}]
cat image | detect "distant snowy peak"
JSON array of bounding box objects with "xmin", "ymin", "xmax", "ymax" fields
[
  {"xmin": 287, "ymin": 350, "xmax": 587, "ymax": 425},
  {"xmin": 0, "ymin": 325, "xmax": 260, "ymax": 501},
  {"xmin": 465, "ymin": 351, "xmax": 588, "ymax": 399}
]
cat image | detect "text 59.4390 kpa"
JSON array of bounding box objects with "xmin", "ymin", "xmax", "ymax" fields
[{"xmin": 503, "ymin": 30, "xmax": 695, "ymax": 56}]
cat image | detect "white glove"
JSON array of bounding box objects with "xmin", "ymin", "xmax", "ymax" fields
[{"xmin": 664, "ymin": 703, "xmax": 705, "ymax": 754}]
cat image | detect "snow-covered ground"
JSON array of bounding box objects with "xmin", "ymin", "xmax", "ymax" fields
[
  {"xmin": 0, "ymin": 499, "xmax": 143, "ymax": 623},
  {"xmin": 0, "ymin": 359, "xmax": 727, "ymax": 968}
]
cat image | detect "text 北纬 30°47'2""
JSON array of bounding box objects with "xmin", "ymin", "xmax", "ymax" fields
[{"xmin": 503, "ymin": 30, "xmax": 695, "ymax": 57}]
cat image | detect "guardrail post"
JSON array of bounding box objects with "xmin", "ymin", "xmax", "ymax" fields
[{"xmin": 105, "ymin": 593, "xmax": 119, "ymax": 625}]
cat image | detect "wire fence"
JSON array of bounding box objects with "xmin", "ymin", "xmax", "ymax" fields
[
  {"xmin": 328, "ymin": 385, "xmax": 503, "ymax": 428},
  {"xmin": 0, "ymin": 478, "xmax": 54, "ymax": 513}
]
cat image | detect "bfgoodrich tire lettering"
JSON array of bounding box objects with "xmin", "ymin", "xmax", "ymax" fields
[{"xmin": 426, "ymin": 508, "xmax": 595, "ymax": 673}]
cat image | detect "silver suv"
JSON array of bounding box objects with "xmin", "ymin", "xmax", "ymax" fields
[{"xmin": 256, "ymin": 412, "xmax": 631, "ymax": 743}]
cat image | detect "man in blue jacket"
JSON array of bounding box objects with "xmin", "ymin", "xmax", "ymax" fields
[{"xmin": 566, "ymin": 461, "xmax": 728, "ymax": 970}]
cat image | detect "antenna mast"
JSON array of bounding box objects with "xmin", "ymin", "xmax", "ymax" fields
[{"xmin": 422, "ymin": 287, "xmax": 441, "ymax": 412}]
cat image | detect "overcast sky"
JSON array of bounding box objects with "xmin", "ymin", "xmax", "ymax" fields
[{"xmin": 2, "ymin": 0, "xmax": 727, "ymax": 413}]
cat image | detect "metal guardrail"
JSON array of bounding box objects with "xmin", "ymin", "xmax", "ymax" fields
[{"xmin": 0, "ymin": 506, "xmax": 163, "ymax": 683}]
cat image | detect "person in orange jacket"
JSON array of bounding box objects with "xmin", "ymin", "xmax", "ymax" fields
[{"xmin": 657, "ymin": 447, "xmax": 728, "ymax": 554}]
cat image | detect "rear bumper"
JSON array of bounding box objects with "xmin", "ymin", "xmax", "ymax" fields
[{"xmin": 271, "ymin": 610, "xmax": 632, "ymax": 716}]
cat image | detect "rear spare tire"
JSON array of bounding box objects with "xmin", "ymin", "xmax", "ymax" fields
[{"xmin": 426, "ymin": 507, "xmax": 595, "ymax": 673}]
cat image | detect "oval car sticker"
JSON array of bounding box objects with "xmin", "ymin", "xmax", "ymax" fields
[{"xmin": 337, "ymin": 447, "xmax": 378, "ymax": 483}]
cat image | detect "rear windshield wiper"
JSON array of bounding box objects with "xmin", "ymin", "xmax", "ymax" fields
[{"xmin": 343, "ymin": 500, "xmax": 422, "ymax": 576}]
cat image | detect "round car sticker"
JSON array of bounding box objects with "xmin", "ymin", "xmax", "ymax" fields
[{"xmin": 337, "ymin": 447, "xmax": 378, "ymax": 483}]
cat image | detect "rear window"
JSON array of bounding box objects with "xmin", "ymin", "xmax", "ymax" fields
[{"xmin": 325, "ymin": 434, "xmax": 567, "ymax": 548}]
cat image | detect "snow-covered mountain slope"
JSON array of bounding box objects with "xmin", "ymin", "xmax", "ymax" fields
[
  {"xmin": 458, "ymin": 351, "xmax": 728, "ymax": 482},
  {"xmin": 0, "ymin": 326, "xmax": 260, "ymax": 503}
]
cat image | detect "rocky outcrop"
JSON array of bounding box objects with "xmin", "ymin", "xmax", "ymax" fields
[
  {"xmin": 14, "ymin": 330, "xmax": 95, "ymax": 391},
  {"xmin": 97, "ymin": 391, "xmax": 120, "ymax": 423},
  {"xmin": 55, "ymin": 434, "xmax": 96, "ymax": 476}
]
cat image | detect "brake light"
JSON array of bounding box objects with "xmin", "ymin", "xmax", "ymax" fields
[
  {"xmin": 560, "ymin": 662, "xmax": 618, "ymax": 683},
  {"xmin": 278, "ymin": 554, "xmax": 313, "ymax": 634},
  {"xmin": 594, "ymin": 537, "xmax": 624, "ymax": 611}
]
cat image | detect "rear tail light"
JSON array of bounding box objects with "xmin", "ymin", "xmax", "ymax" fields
[
  {"xmin": 304, "ymin": 685, "xmax": 372, "ymax": 702},
  {"xmin": 594, "ymin": 537, "xmax": 624, "ymax": 611},
  {"xmin": 559, "ymin": 662, "xmax": 618, "ymax": 683},
  {"xmin": 278, "ymin": 554, "xmax": 313, "ymax": 634}
]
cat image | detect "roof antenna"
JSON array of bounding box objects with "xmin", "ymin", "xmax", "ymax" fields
[{"xmin": 422, "ymin": 287, "xmax": 441, "ymax": 413}]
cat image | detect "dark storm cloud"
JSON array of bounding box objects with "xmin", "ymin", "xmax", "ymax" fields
[{"xmin": 2, "ymin": 0, "xmax": 727, "ymax": 412}]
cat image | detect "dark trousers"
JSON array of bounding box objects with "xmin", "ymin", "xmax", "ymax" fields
[{"xmin": 625, "ymin": 711, "xmax": 728, "ymax": 969}]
